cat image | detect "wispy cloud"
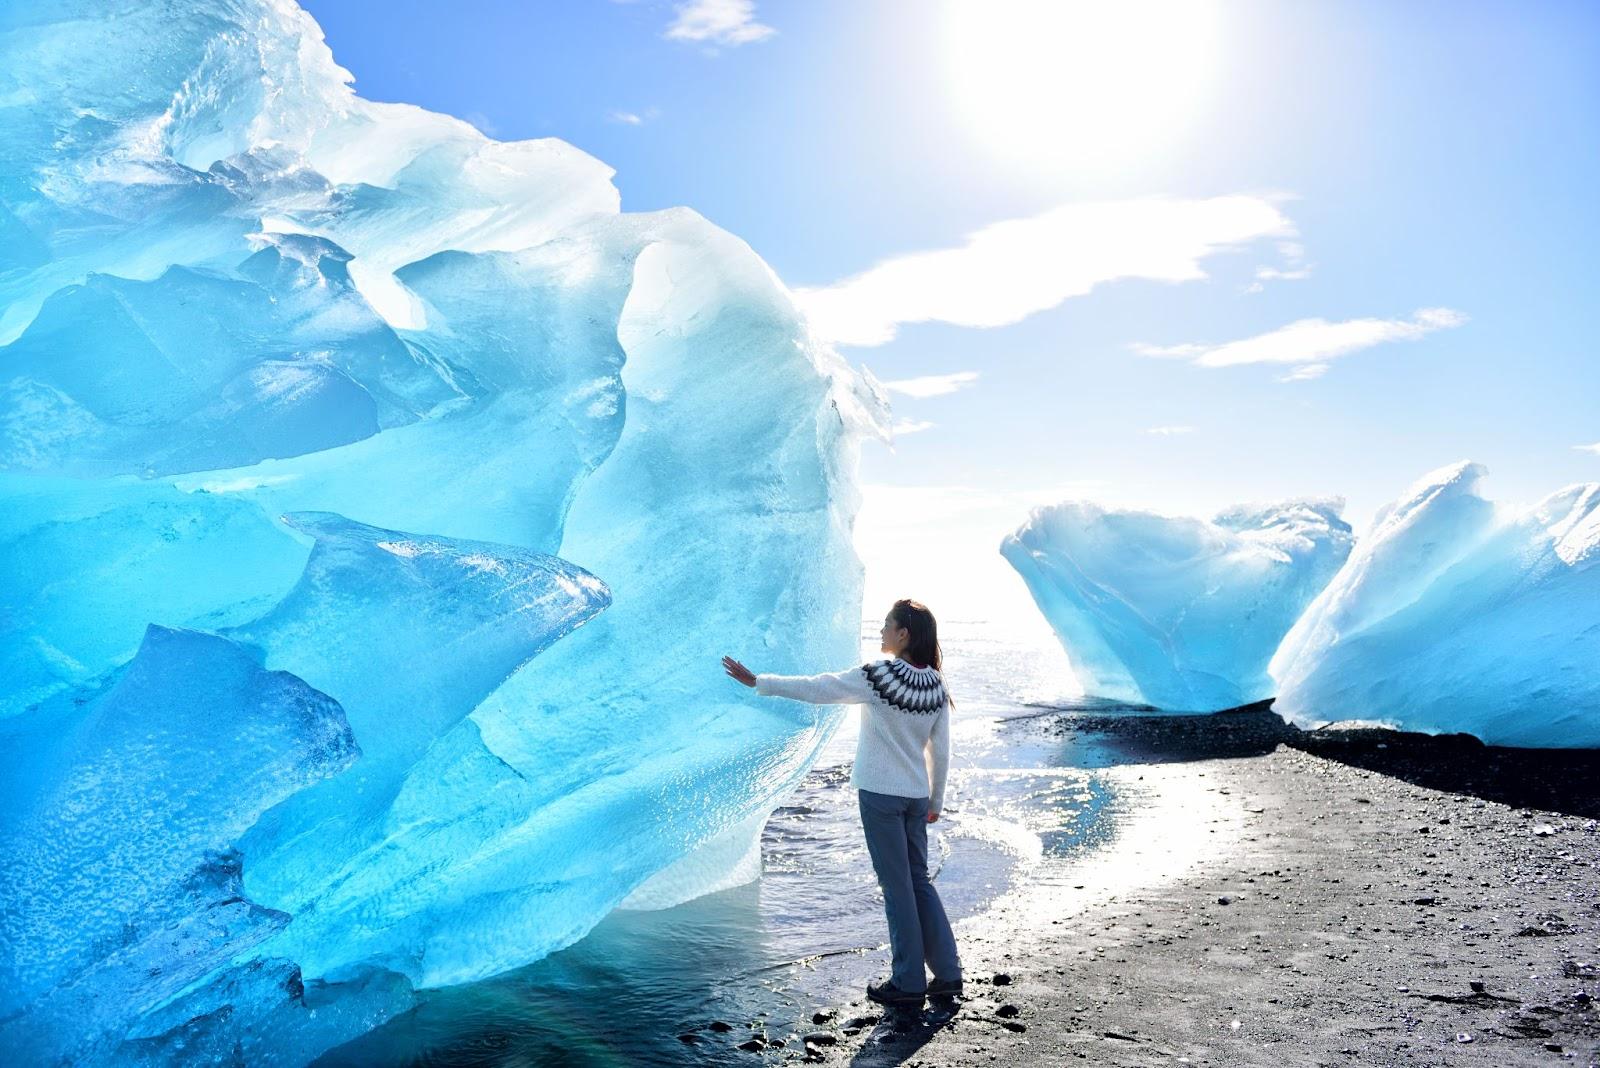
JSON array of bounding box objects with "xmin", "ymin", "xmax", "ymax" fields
[
  {"xmin": 1244, "ymin": 240, "xmax": 1313, "ymax": 293},
  {"xmin": 880, "ymin": 371, "xmax": 980, "ymax": 399},
  {"xmin": 1277, "ymin": 363, "xmax": 1330, "ymax": 382},
  {"xmin": 1575, "ymin": 441, "xmax": 1600, "ymax": 455},
  {"xmin": 891, "ymin": 419, "xmax": 936, "ymax": 436},
  {"xmin": 1254, "ymin": 266, "xmax": 1313, "ymax": 282},
  {"xmin": 1132, "ymin": 307, "xmax": 1467, "ymax": 380},
  {"xmin": 607, "ymin": 107, "xmax": 659, "ymax": 126},
  {"xmin": 665, "ymin": 0, "xmax": 775, "ymax": 47},
  {"xmin": 795, "ymin": 195, "xmax": 1296, "ymax": 347},
  {"xmin": 1145, "ymin": 425, "xmax": 1195, "ymax": 436}
]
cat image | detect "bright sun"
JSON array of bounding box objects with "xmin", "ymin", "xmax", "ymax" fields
[{"xmin": 942, "ymin": 0, "xmax": 1222, "ymax": 176}]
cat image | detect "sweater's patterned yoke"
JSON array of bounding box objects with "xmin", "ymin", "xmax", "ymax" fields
[{"xmin": 862, "ymin": 659, "xmax": 947, "ymax": 714}]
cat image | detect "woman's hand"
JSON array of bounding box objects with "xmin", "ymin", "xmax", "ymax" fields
[
  {"xmin": 927, "ymin": 811, "xmax": 940, "ymax": 824},
  {"xmin": 722, "ymin": 656, "xmax": 757, "ymax": 688}
]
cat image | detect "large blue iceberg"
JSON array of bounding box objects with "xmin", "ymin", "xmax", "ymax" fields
[
  {"xmin": 0, "ymin": 1, "xmax": 880, "ymax": 1062},
  {"xmin": 1270, "ymin": 462, "xmax": 1600, "ymax": 747},
  {"xmin": 1001, "ymin": 499, "xmax": 1353, "ymax": 710}
]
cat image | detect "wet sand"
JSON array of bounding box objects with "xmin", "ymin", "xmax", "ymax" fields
[{"xmin": 761, "ymin": 711, "xmax": 1600, "ymax": 1067}]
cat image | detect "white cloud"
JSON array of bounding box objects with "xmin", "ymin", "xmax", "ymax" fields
[
  {"xmin": 1133, "ymin": 307, "xmax": 1467, "ymax": 380},
  {"xmin": 607, "ymin": 106, "xmax": 660, "ymax": 126},
  {"xmin": 794, "ymin": 195, "xmax": 1296, "ymax": 347},
  {"xmin": 1132, "ymin": 340, "xmax": 1207, "ymax": 360},
  {"xmin": 1145, "ymin": 425, "xmax": 1195, "ymax": 436},
  {"xmin": 1277, "ymin": 363, "xmax": 1330, "ymax": 382},
  {"xmin": 665, "ymin": 0, "xmax": 775, "ymax": 46},
  {"xmin": 1254, "ymin": 265, "xmax": 1312, "ymax": 282},
  {"xmin": 881, "ymin": 371, "xmax": 980, "ymax": 399},
  {"xmin": 1575, "ymin": 442, "xmax": 1600, "ymax": 455},
  {"xmin": 891, "ymin": 418, "xmax": 936, "ymax": 436},
  {"xmin": 1244, "ymin": 240, "xmax": 1313, "ymax": 293}
]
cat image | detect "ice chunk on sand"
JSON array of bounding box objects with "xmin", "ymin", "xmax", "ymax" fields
[
  {"xmin": 1002, "ymin": 498, "xmax": 1353, "ymax": 710},
  {"xmin": 1270, "ymin": 462, "xmax": 1600, "ymax": 746}
]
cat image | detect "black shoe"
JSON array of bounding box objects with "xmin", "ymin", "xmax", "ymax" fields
[
  {"xmin": 866, "ymin": 979, "xmax": 925, "ymax": 1006},
  {"xmin": 927, "ymin": 976, "xmax": 964, "ymax": 998}
]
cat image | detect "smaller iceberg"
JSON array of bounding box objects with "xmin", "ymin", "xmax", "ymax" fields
[
  {"xmin": 1002, "ymin": 499, "xmax": 1353, "ymax": 710},
  {"xmin": 1270, "ymin": 462, "xmax": 1600, "ymax": 747}
]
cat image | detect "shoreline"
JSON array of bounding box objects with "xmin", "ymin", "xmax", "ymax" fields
[{"xmin": 753, "ymin": 710, "xmax": 1600, "ymax": 1066}]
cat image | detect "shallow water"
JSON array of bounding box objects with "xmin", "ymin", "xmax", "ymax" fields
[{"xmin": 318, "ymin": 623, "xmax": 1125, "ymax": 1067}]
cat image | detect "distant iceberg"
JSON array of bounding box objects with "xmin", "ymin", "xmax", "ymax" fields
[
  {"xmin": 0, "ymin": 0, "xmax": 881, "ymax": 1062},
  {"xmin": 1270, "ymin": 462, "xmax": 1600, "ymax": 747},
  {"xmin": 1001, "ymin": 499, "xmax": 1353, "ymax": 711}
]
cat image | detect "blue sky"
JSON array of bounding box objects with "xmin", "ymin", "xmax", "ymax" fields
[{"xmin": 303, "ymin": 0, "xmax": 1600, "ymax": 621}]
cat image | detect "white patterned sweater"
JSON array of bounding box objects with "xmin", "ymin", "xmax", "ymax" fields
[{"xmin": 755, "ymin": 659, "xmax": 951, "ymax": 811}]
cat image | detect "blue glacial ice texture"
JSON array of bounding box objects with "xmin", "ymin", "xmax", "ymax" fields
[
  {"xmin": 232, "ymin": 512, "xmax": 613, "ymax": 930},
  {"xmin": 244, "ymin": 216, "xmax": 877, "ymax": 990},
  {"xmin": 0, "ymin": 473, "xmax": 311, "ymax": 716},
  {"xmin": 2, "ymin": 0, "xmax": 879, "ymax": 1058},
  {"xmin": 0, "ymin": 234, "xmax": 466, "ymax": 478},
  {"xmin": 0, "ymin": 514, "xmax": 612, "ymax": 1064},
  {"xmin": 213, "ymin": 220, "xmax": 642, "ymax": 552},
  {"xmin": 0, "ymin": 626, "xmax": 358, "ymax": 1063},
  {"xmin": 1001, "ymin": 499, "xmax": 1354, "ymax": 711},
  {"xmin": 1269, "ymin": 462, "xmax": 1600, "ymax": 747}
]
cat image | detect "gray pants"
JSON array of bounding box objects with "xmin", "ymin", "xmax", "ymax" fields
[{"xmin": 857, "ymin": 788, "xmax": 962, "ymax": 993}]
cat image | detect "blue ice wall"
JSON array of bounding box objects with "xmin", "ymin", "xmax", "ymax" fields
[{"xmin": 0, "ymin": 1, "xmax": 879, "ymax": 1062}]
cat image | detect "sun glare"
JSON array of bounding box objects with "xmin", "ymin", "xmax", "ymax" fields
[{"xmin": 942, "ymin": 0, "xmax": 1221, "ymax": 177}]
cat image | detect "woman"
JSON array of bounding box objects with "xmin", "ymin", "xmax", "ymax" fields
[{"xmin": 722, "ymin": 599, "xmax": 963, "ymax": 1007}]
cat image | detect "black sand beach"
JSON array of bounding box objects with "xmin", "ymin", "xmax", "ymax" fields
[{"xmin": 722, "ymin": 711, "xmax": 1600, "ymax": 1067}]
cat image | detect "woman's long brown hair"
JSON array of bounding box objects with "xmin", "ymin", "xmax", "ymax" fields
[{"xmin": 890, "ymin": 598, "xmax": 942, "ymax": 672}]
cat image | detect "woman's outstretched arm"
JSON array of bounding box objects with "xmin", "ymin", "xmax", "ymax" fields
[{"xmin": 721, "ymin": 657, "xmax": 873, "ymax": 705}]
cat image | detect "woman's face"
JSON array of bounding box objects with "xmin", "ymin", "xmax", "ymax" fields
[{"xmin": 879, "ymin": 613, "xmax": 910, "ymax": 656}]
